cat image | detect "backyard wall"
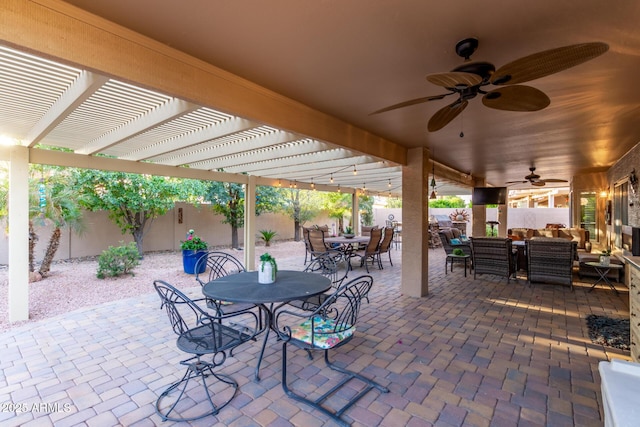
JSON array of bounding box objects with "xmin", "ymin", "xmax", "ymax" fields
[{"xmin": 0, "ymin": 203, "xmax": 332, "ymax": 264}]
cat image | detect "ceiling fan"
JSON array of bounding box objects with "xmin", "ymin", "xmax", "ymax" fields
[
  {"xmin": 371, "ymin": 38, "xmax": 608, "ymax": 132},
  {"xmin": 506, "ymin": 167, "xmax": 568, "ymax": 187}
]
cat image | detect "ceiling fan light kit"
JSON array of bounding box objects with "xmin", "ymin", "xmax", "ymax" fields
[{"xmin": 372, "ymin": 38, "xmax": 609, "ymax": 132}]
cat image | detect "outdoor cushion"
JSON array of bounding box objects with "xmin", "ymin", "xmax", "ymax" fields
[
  {"xmin": 450, "ymin": 238, "xmax": 461, "ymax": 244},
  {"xmin": 289, "ymin": 316, "xmax": 354, "ymax": 349},
  {"xmin": 533, "ymin": 229, "xmax": 557, "ymax": 238}
]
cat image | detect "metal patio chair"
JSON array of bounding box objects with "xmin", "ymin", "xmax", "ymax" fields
[
  {"xmin": 274, "ymin": 275, "xmax": 389, "ymax": 426},
  {"xmin": 153, "ymin": 280, "xmax": 262, "ymax": 422}
]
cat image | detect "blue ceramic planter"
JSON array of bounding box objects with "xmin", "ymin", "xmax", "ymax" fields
[{"xmin": 182, "ymin": 250, "xmax": 207, "ymax": 274}]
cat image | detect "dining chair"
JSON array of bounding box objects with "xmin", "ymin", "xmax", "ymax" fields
[
  {"xmin": 308, "ymin": 228, "xmax": 344, "ymax": 262},
  {"xmin": 374, "ymin": 226, "xmax": 395, "ymax": 269},
  {"xmin": 354, "ymin": 227, "xmax": 383, "ymax": 272},
  {"xmin": 152, "ymin": 280, "xmax": 262, "ymax": 422},
  {"xmin": 274, "ymin": 275, "xmax": 388, "ymax": 426},
  {"xmin": 194, "ymin": 251, "xmax": 255, "ymax": 314},
  {"xmin": 287, "ymin": 253, "xmax": 348, "ymax": 312}
]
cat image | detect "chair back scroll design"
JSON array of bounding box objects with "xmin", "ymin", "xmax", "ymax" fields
[
  {"xmin": 274, "ymin": 275, "xmax": 388, "ymax": 426},
  {"xmin": 152, "ymin": 280, "xmax": 262, "ymax": 422},
  {"xmin": 195, "ymin": 251, "xmax": 246, "ymax": 286},
  {"xmin": 287, "ymin": 254, "xmax": 348, "ymax": 312}
]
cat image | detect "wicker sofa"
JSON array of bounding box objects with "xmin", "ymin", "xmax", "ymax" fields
[{"xmin": 508, "ymin": 227, "xmax": 623, "ymax": 282}]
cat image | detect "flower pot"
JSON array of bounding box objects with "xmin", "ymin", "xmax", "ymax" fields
[
  {"xmin": 258, "ymin": 261, "xmax": 276, "ymax": 284},
  {"xmin": 600, "ymin": 255, "xmax": 610, "ymax": 267},
  {"xmin": 183, "ymin": 250, "xmax": 207, "ymax": 274}
]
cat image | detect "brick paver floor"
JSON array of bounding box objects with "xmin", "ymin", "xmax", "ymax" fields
[{"xmin": 0, "ymin": 247, "xmax": 630, "ymax": 426}]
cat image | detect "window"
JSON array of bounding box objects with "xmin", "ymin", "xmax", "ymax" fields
[
  {"xmin": 613, "ymin": 182, "xmax": 628, "ymax": 248},
  {"xmin": 580, "ymin": 192, "xmax": 597, "ymax": 242}
]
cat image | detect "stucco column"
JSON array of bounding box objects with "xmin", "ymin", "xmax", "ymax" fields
[
  {"xmin": 401, "ymin": 147, "xmax": 430, "ymax": 297},
  {"xmin": 244, "ymin": 175, "xmax": 256, "ymax": 270},
  {"xmin": 8, "ymin": 145, "xmax": 30, "ymax": 322},
  {"xmin": 352, "ymin": 192, "xmax": 360, "ymax": 235}
]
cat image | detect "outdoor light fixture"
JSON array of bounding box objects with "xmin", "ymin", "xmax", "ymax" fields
[{"xmin": 430, "ymin": 161, "xmax": 437, "ymax": 199}]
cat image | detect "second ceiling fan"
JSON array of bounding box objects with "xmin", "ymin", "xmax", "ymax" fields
[
  {"xmin": 506, "ymin": 167, "xmax": 568, "ymax": 187},
  {"xmin": 371, "ymin": 38, "xmax": 608, "ymax": 132}
]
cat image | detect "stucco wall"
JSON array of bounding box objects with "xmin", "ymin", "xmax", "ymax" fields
[{"xmin": 0, "ymin": 202, "xmax": 333, "ymax": 264}]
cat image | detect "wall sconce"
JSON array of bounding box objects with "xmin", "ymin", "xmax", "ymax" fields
[{"xmin": 429, "ymin": 161, "xmax": 437, "ymax": 199}]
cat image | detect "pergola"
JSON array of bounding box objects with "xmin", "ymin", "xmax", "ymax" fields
[{"xmin": 1, "ymin": 1, "xmax": 480, "ymax": 321}]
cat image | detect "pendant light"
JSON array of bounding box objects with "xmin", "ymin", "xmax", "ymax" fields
[{"xmin": 430, "ymin": 160, "xmax": 437, "ymax": 199}]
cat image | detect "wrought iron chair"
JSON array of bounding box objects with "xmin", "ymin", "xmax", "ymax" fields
[
  {"xmin": 153, "ymin": 280, "xmax": 262, "ymax": 422},
  {"xmin": 353, "ymin": 227, "xmax": 383, "ymax": 272},
  {"xmin": 194, "ymin": 251, "xmax": 250, "ymax": 311},
  {"xmin": 274, "ymin": 275, "xmax": 389, "ymax": 426},
  {"xmin": 287, "ymin": 253, "xmax": 349, "ymax": 312}
]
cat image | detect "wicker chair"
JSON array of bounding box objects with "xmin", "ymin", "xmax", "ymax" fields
[
  {"xmin": 526, "ymin": 238, "xmax": 576, "ymax": 290},
  {"xmin": 470, "ymin": 237, "xmax": 516, "ymax": 283}
]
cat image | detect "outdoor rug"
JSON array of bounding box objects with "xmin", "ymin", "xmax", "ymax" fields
[{"xmin": 586, "ymin": 314, "xmax": 630, "ymax": 351}]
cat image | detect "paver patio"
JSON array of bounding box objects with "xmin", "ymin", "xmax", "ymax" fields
[{"xmin": 0, "ymin": 248, "xmax": 630, "ymax": 426}]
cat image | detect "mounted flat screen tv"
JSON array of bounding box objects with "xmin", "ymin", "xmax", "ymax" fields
[{"xmin": 472, "ymin": 187, "xmax": 507, "ymax": 205}]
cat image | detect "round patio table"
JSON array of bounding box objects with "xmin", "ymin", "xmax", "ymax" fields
[{"xmin": 202, "ymin": 270, "xmax": 331, "ymax": 381}]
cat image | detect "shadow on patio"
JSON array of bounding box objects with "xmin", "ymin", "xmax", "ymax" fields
[{"xmin": 0, "ymin": 246, "xmax": 630, "ymax": 426}]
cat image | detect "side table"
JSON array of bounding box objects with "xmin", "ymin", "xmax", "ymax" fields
[
  {"xmin": 585, "ymin": 261, "xmax": 623, "ymax": 294},
  {"xmin": 446, "ymin": 254, "xmax": 471, "ymax": 277}
]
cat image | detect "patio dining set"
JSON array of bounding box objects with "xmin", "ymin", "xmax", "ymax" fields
[{"xmin": 152, "ymin": 250, "xmax": 389, "ymax": 426}]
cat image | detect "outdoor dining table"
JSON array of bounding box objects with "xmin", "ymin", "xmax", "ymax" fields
[
  {"xmin": 325, "ymin": 235, "xmax": 370, "ymax": 270},
  {"xmin": 201, "ymin": 270, "xmax": 331, "ymax": 381}
]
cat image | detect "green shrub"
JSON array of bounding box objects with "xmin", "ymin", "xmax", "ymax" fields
[{"xmin": 97, "ymin": 242, "xmax": 140, "ymax": 279}]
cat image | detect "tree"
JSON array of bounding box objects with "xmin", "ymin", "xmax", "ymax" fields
[
  {"xmin": 282, "ymin": 189, "xmax": 320, "ymax": 241},
  {"xmin": 320, "ymin": 192, "xmax": 352, "ymax": 233},
  {"xmin": 429, "ymin": 196, "xmax": 467, "ymax": 208},
  {"xmin": 359, "ymin": 195, "xmax": 374, "ymax": 226},
  {"xmin": 32, "ymin": 168, "xmax": 85, "ymax": 276},
  {"xmin": 73, "ymin": 169, "xmax": 198, "ymax": 256},
  {"xmin": 205, "ymin": 181, "xmax": 282, "ymax": 249}
]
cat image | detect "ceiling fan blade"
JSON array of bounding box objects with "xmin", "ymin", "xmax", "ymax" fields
[
  {"xmin": 370, "ymin": 93, "xmax": 451, "ymax": 115},
  {"xmin": 539, "ymin": 178, "xmax": 568, "ymax": 183},
  {"xmin": 428, "ymin": 99, "xmax": 468, "ymax": 132},
  {"xmin": 427, "ymin": 72, "xmax": 483, "ymax": 88},
  {"xmin": 491, "ymin": 42, "xmax": 609, "ymax": 85},
  {"xmin": 482, "ymin": 85, "xmax": 550, "ymax": 111},
  {"xmin": 531, "ymin": 181, "xmax": 546, "ymax": 187},
  {"xmin": 506, "ymin": 180, "xmax": 529, "ymax": 184}
]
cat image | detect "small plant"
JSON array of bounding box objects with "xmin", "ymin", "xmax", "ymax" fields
[
  {"xmin": 96, "ymin": 242, "xmax": 140, "ymax": 279},
  {"xmin": 180, "ymin": 229, "xmax": 208, "ymax": 251},
  {"xmin": 601, "ymin": 248, "xmax": 611, "ymax": 256},
  {"xmin": 259, "ymin": 253, "xmax": 278, "ymax": 273},
  {"xmin": 258, "ymin": 229, "xmax": 278, "ymax": 247},
  {"xmin": 453, "ymin": 248, "xmax": 464, "ymax": 256},
  {"xmin": 344, "ymin": 226, "xmax": 353, "ymax": 235}
]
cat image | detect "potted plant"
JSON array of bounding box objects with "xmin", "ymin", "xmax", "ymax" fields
[
  {"xmin": 343, "ymin": 226, "xmax": 355, "ymax": 238},
  {"xmin": 258, "ymin": 253, "xmax": 277, "ymax": 284},
  {"xmin": 600, "ymin": 248, "xmax": 611, "ymax": 266},
  {"xmin": 258, "ymin": 229, "xmax": 278, "ymax": 247},
  {"xmin": 181, "ymin": 229, "xmax": 208, "ymax": 274}
]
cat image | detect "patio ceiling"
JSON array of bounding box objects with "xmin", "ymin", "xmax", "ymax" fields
[
  {"xmin": 0, "ymin": 44, "xmax": 405, "ymax": 196},
  {"xmin": 3, "ymin": 1, "xmax": 640, "ymax": 198}
]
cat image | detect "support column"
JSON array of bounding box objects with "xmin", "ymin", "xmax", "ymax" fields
[
  {"xmin": 8, "ymin": 145, "xmax": 29, "ymax": 322},
  {"xmin": 352, "ymin": 192, "xmax": 360, "ymax": 235},
  {"xmin": 472, "ymin": 178, "xmax": 487, "ymax": 237},
  {"xmin": 401, "ymin": 147, "xmax": 430, "ymax": 297},
  {"xmin": 244, "ymin": 176, "xmax": 256, "ymax": 271}
]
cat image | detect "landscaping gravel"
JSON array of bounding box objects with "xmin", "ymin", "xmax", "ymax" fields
[{"xmin": 0, "ymin": 241, "xmax": 306, "ymax": 333}]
